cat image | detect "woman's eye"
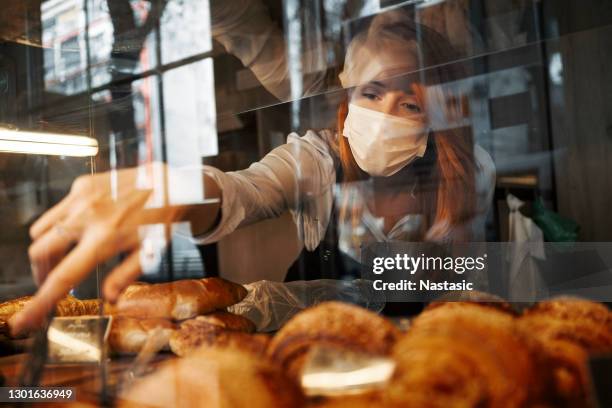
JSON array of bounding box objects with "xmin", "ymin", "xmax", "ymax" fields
[
  {"xmin": 362, "ymin": 92, "xmax": 380, "ymax": 101},
  {"xmin": 402, "ymin": 103, "xmax": 421, "ymax": 113}
]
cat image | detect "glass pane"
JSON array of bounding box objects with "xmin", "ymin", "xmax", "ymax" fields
[
  {"xmin": 42, "ymin": 0, "xmax": 88, "ymax": 95},
  {"xmin": 88, "ymin": 0, "xmax": 157, "ymax": 86},
  {"xmin": 160, "ymin": 0, "xmax": 213, "ymax": 65},
  {"xmin": 162, "ymin": 57, "xmax": 218, "ymax": 205}
]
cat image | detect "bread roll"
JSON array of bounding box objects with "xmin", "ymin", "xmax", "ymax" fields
[
  {"xmin": 169, "ymin": 312, "xmax": 263, "ymax": 357},
  {"xmin": 188, "ymin": 311, "xmax": 256, "ymax": 332},
  {"xmin": 267, "ymin": 302, "xmax": 400, "ymax": 380},
  {"xmin": 119, "ymin": 347, "xmax": 303, "ymax": 408},
  {"xmin": 170, "ymin": 325, "xmax": 269, "ymax": 357},
  {"xmin": 107, "ymin": 278, "xmax": 247, "ymax": 320},
  {"xmin": 108, "ymin": 317, "xmax": 176, "ymax": 355}
]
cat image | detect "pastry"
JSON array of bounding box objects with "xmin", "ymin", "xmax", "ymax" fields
[
  {"xmin": 267, "ymin": 302, "xmax": 400, "ymax": 380},
  {"xmin": 170, "ymin": 325, "xmax": 269, "ymax": 357},
  {"xmin": 169, "ymin": 312, "xmax": 263, "ymax": 357},
  {"xmin": 523, "ymin": 297, "xmax": 612, "ymax": 331},
  {"xmin": 107, "ymin": 278, "xmax": 247, "ymax": 320},
  {"xmin": 0, "ymin": 295, "xmax": 101, "ymax": 337},
  {"xmin": 517, "ymin": 298, "xmax": 612, "ymax": 406},
  {"xmin": 387, "ymin": 303, "xmax": 543, "ymax": 407},
  {"xmin": 108, "ymin": 316, "xmax": 176, "ymax": 354},
  {"xmin": 187, "ymin": 311, "xmax": 256, "ymax": 332}
]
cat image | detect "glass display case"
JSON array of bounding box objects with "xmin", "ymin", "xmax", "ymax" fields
[{"xmin": 1, "ymin": 0, "xmax": 611, "ymax": 406}]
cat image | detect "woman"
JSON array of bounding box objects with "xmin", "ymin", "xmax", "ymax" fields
[{"xmin": 11, "ymin": 7, "xmax": 494, "ymax": 335}]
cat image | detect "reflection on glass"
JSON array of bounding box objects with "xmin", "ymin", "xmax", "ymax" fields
[
  {"xmin": 132, "ymin": 76, "xmax": 162, "ymax": 164},
  {"xmin": 41, "ymin": 0, "xmax": 159, "ymax": 95},
  {"xmin": 163, "ymin": 58, "xmax": 217, "ymax": 205},
  {"xmin": 42, "ymin": 0, "xmax": 88, "ymax": 94},
  {"xmin": 160, "ymin": 0, "xmax": 212, "ymax": 65},
  {"xmin": 87, "ymin": 0, "xmax": 157, "ymax": 82}
]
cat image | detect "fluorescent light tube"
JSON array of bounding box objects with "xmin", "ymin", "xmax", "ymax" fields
[{"xmin": 0, "ymin": 127, "xmax": 98, "ymax": 157}]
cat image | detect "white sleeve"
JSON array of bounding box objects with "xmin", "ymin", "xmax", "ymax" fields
[
  {"xmin": 193, "ymin": 130, "xmax": 337, "ymax": 250},
  {"xmin": 210, "ymin": 0, "xmax": 329, "ymax": 100}
]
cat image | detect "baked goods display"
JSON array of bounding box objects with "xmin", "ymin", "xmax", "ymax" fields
[
  {"xmin": 114, "ymin": 297, "xmax": 610, "ymax": 407},
  {"xmin": 267, "ymin": 301, "xmax": 401, "ymax": 380},
  {"xmin": 2, "ymin": 282, "xmax": 610, "ymax": 407},
  {"xmin": 105, "ymin": 278, "xmax": 254, "ymax": 356},
  {"xmin": 2, "ymin": 277, "xmax": 254, "ymax": 358},
  {"xmin": 119, "ymin": 347, "xmax": 304, "ymax": 408}
]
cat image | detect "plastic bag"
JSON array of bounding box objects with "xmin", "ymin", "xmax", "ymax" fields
[
  {"xmin": 532, "ymin": 197, "xmax": 579, "ymax": 242},
  {"xmin": 228, "ymin": 279, "xmax": 386, "ymax": 332}
]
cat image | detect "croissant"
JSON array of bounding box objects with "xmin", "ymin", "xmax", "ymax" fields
[
  {"xmin": 267, "ymin": 302, "xmax": 400, "ymax": 380},
  {"xmin": 518, "ymin": 298, "xmax": 612, "ymax": 406},
  {"xmin": 518, "ymin": 314, "xmax": 612, "ymax": 354},
  {"xmin": 523, "ymin": 297, "xmax": 612, "ymax": 332},
  {"xmin": 387, "ymin": 303, "xmax": 544, "ymax": 407}
]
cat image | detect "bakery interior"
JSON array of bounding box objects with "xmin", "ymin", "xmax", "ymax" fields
[{"xmin": 0, "ymin": 0, "xmax": 612, "ymax": 407}]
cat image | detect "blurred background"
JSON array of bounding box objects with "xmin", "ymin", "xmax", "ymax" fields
[{"xmin": 1, "ymin": 0, "xmax": 611, "ymax": 300}]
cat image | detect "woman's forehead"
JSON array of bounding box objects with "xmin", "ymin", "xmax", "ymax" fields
[
  {"xmin": 360, "ymin": 71, "xmax": 422, "ymax": 94},
  {"xmin": 355, "ymin": 46, "xmax": 421, "ymax": 90}
]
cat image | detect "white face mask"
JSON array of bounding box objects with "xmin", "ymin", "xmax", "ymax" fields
[{"xmin": 342, "ymin": 103, "xmax": 428, "ymax": 177}]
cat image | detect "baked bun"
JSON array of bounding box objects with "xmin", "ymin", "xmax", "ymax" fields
[
  {"xmin": 107, "ymin": 278, "xmax": 247, "ymax": 320},
  {"xmin": 169, "ymin": 313, "xmax": 264, "ymax": 357},
  {"xmin": 387, "ymin": 303, "xmax": 542, "ymax": 407},
  {"xmin": 267, "ymin": 302, "xmax": 400, "ymax": 380},
  {"xmin": 170, "ymin": 326, "xmax": 269, "ymax": 357},
  {"xmin": 119, "ymin": 347, "xmax": 303, "ymax": 408},
  {"xmin": 108, "ymin": 317, "xmax": 176, "ymax": 355},
  {"xmin": 187, "ymin": 311, "xmax": 256, "ymax": 332}
]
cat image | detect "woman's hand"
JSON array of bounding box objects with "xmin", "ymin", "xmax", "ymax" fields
[{"xmin": 9, "ymin": 163, "xmax": 220, "ymax": 336}]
